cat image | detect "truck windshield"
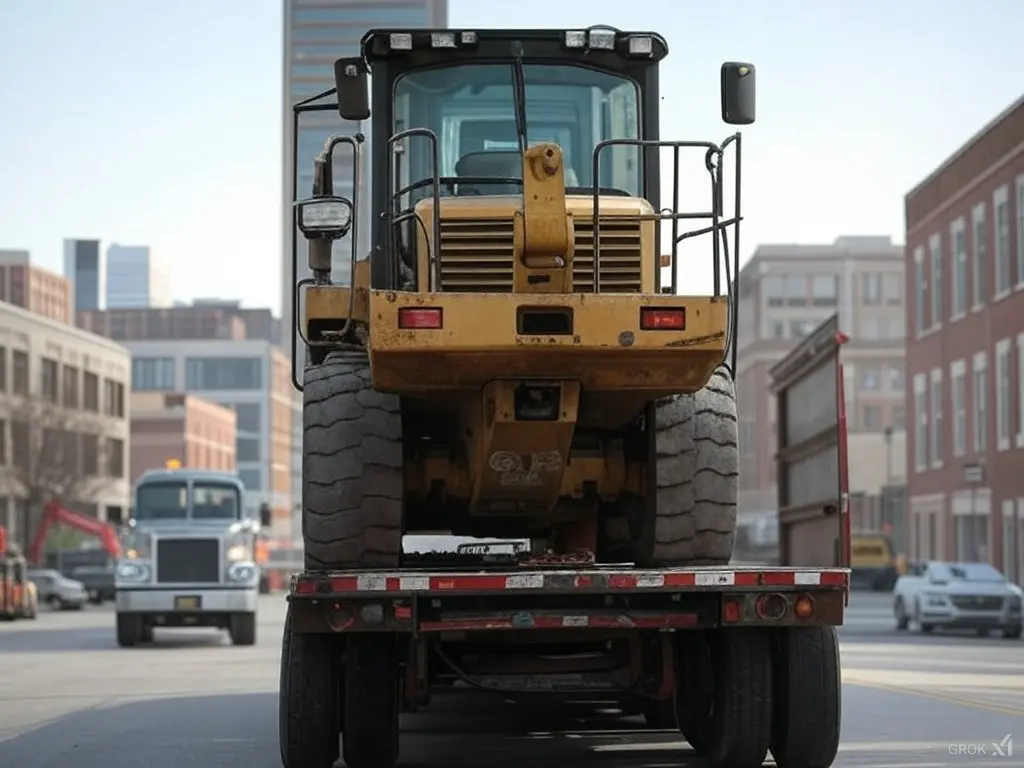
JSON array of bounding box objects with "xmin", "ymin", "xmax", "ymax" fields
[
  {"xmin": 393, "ymin": 62, "xmax": 642, "ymax": 199},
  {"xmin": 135, "ymin": 481, "xmax": 242, "ymax": 521}
]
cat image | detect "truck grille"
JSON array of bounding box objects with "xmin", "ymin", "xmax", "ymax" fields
[
  {"xmin": 156, "ymin": 538, "xmax": 220, "ymax": 584},
  {"xmin": 437, "ymin": 217, "xmax": 643, "ymax": 293},
  {"xmin": 950, "ymin": 595, "xmax": 1004, "ymax": 611}
]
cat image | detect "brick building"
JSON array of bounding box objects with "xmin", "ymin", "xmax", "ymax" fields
[
  {"xmin": 904, "ymin": 96, "xmax": 1024, "ymax": 581},
  {"xmin": 0, "ymin": 250, "xmax": 72, "ymax": 324},
  {"xmin": 130, "ymin": 393, "xmax": 237, "ymax": 485}
]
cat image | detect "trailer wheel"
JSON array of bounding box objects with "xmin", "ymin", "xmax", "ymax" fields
[
  {"xmin": 770, "ymin": 626, "xmax": 841, "ymax": 768},
  {"xmin": 675, "ymin": 632, "xmax": 714, "ymax": 754},
  {"xmin": 230, "ymin": 612, "xmax": 257, "ymax": 646},
  {"xmin": 279, "ymin": 605, "xmax": 339, "ymax": 768},
  {"xmin": 705, "ymin": 628, "xmax": 772, "ymax": 768},
  {"xmin": 638, "ymin": 366, "xmax": 738, "ymax": 567},
  {"xmin": 116, "ymin": 613, "xmax": 142, "ymax": 647},
  {"xmin": 342, "ymin": 634, "xmax": 400, "ymax": 768},
  {"xmin": 302, "ymin": 350, "xmax": 404, "ymax": 571}
]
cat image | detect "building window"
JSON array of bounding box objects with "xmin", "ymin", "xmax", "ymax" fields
[
  {"xmin": 950, "ymin": 217, "xmax": 966, "ymax": 318},
  {"xmin": 1017, "ymin": 333, "xmax": 1024, "ymax": 448},
  {"xmin": 884, "ymin": 273, "xmax": 903, "ymax": 305},
  {"xmin": 103, "ymin": 378, "xmax": 125, "ymax": 418},
  {"xmin": 106, "ymin": 438, "xmax": 125, "ymax": 478},
  {"xmin": 41, "ymin": 358, "xmax": 59, "ymax": 404},
  {"xmin": 971, "ymin": 202, "xmax": 987, "ymax": 309},
  {"xmin": 887, "ymin": 365, "xmax": 904, "ymax": 391},
  {"xmin": 784, "ymin": 275, "xmax": 806, "ymax": 306},
  {"xmin": 62, "ymin": 365, "xmax": 79, "ymax": 409},
  {"xmin": 770, "ymin": 321, "xmax": 785, "ymax": 340},
  {"xmin": 860, "ymin": 366, "xmax": 881, "ymax": 391},
  {"xmin": 929, "ymin": 368, "xmax": 942, "ymax": 467},
  {"xmin": 950, "ymin": 360, "xmax": 966, "ymax": 458},
  {"xmin": 789, "ymin": 320, "xmax": 815, "ymax": 339},
  {"xmin": 185, "ymin": 357, "xmax": 263, "ymax": 390},
  {"xmin": 763, "ymin": 276, "xmax": 783, "ymax": 307},
  {"xmin": 230, "ymin": 403, "xmax": 262, "ymax": 433},
  {"xmin": 995, "ymin": 338, "xmax": 1012, "ymax": 451},
  {"xmin": 0, "ymin": 346, "xmax": 7, "ymax": 391},
  {"xmin": 1016, "ymin": 174, "xmax": 1024, "ymax": 288},
  {"xmin": 132, "ymin": 357, "xmax": 176, "ymax": 391},
  {"xmin": 972, "ymin": 352, "xmax": 988, "ymax": 453},
  {"xmin": 11, "ymin": 351, "xmax": 28, "ymax": 396},
  {"xmin": 237, "ymin": 437, "xmax": 261, "ymax": 463},
  {"xmin": 994, "ymin": 185, "xmax": 1011, "ymax": 296},
  {"xmin": 928, "ymin": 234, "xmax": 942, "ymax": 328},
  {"xmin": 891, "ymin": 405, "xmax": 905, "ymax": 430},
  {"xmin": 238, "ymin": 468, "xmax": 262, "ymax": 491},
  {"xmin": 83, "ymin": 372, "xmax": 99, "ymax": 412},
  {"xmin": 862, "ymin": 405, "xmax": 882, "ymax": 431},
  {"xmin": 862, "ymin": 273, "xmax": 882, "ymax": 305},
  {"xmin": 913, "ymin": 246, "xmax": 925, "ymax": 334},
  {"xmin": 913, "ymin": 373, "xmax": 928, "ymax": 471},
  {"xmin": 956, "ymin": 515, "xmax": 988, "ymax": 563},
  {"xmin": 810, "ymin": 274, "xmax": 839, "ymax": 307}
]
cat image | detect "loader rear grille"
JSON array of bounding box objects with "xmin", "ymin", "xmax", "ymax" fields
[{"xmin": 437, "ymin": 217, "xmax": 643, "ymax": 293}]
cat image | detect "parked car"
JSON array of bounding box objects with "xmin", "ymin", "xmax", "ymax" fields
[
  {"xmin": 69, "ymin": 564, "xmax": 116, "ymax": 604},
  {"xmin": 27, "ymin": 569, "xmax": 88, "ymax": 611},
  {"xmin": 893, "ymin": 561, "xmax": 1023, "ymax": 638}
]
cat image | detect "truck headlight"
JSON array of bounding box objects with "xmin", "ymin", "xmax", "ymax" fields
[
  {"xmin": 296, "ymin": 196, "xmax": 353, "ymax": 240},
  {"xmin": 116, "ymin": 561, "xmax": 150, "ymax": 582},
  {"xmin": 120, "ymin": 529, "xmax": 153, "ymax": 559}
]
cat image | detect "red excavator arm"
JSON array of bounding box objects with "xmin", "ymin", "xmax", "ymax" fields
[{"xmin": 28, "ymin": 501, "xmax": 120, "ymax": 565}]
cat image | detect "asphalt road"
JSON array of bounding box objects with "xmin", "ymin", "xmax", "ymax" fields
[{"xmin": 0, "ymin": 592, "xmax": 1021, "ymax": 768}]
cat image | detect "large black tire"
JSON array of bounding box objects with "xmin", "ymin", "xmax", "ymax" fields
[
  {"xmin": 303, "ymin": 350, "xmax": 404, "ymax": 571},
  {"xmin": 279, "ymin": 605, "xmax": 339, "ymax": 768},
  {"xmin": 705, "ymin": 629, "xmax": 773, "ymax": 768},
  {"xmin": 230, "ymin": 612, "xmax": 257, "ymax": 646},
  {"xmin": 639, "ymin": 366, "xmax": 738, "ymax": 566},
  {"xmin": 342, "ymin": 634, "xmax": 401, "ymax": 768},
  {"xmin": 116, "ymin": 613, "xmax": 142, "ymax": 648},
  {"xmin": 675, "ymin": 632, "xmax": 714, "ymax": 754},
  {"xmin": 770, "ymin": 626, "xmax": 841, "ymax": 768}
]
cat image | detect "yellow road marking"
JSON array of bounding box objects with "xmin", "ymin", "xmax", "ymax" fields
[{"xmin": 845, "ymin": 677, "xmax": 1024, "ymax": 717}]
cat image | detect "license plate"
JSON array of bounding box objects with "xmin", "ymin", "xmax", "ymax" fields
[{"xmin": 175, "ymin": 595, "xmax": 201, "ymax": 611}]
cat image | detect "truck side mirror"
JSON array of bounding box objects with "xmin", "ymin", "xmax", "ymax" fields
[
  {"xmin": 259, "ymin": 503, "xmax": 273, "ymax": 528},
  {"xmin": 333, "ymin": 57, "xmax": 370, "ymax": 122},
  {"xmin": 721, "ymin": 62, "xmax": 756, "ymax": 125}
]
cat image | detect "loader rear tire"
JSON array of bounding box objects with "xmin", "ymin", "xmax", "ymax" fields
[
  {"xmin": 302, "ymin": 350, "xmax": 404, "ymax": 571},
  {"xmin": 638, "ymin": 365, "xmax": 738, "ymax": 566}
]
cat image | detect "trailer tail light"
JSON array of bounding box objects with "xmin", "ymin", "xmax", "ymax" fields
[
  {"xmin": 794, "ymin": 594, "xmax": 815, "ymax": 620},
  {"xmin": 640, "ymin": 307, "xmax": 685, "ymax": 330},
  {"xmin": 398, "ymin": 307, "xmax": 443, "ymax": 329},
  {"xmin": 755, "ymin": 593, "xmax": 787, "ymax": 621},
  {"xmin": 722, "ymin": 597, "xmax": 742, "ymax": 623}
]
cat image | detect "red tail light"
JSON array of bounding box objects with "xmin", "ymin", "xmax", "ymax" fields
[
  {"xmin": 640, "ymin": 307, "xmax": 685, "ymax": 330},
  {"xmin": 398, "ymin": 307, "xmax": 443, "ymax": 329}
]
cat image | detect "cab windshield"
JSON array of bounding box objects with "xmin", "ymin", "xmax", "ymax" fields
[
  {"xmin": 393, "ymin": 63, "xmax": 642, "ymax": 200},
  {"xmin": 135, "ymin": 481, "xmax": 242, "ymax": 521}
]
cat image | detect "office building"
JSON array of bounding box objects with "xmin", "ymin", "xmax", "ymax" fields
[
  {"xmin": 904, "ymin": 96, "xmax": 1024, "ymax": 580},
  {"xmin": 130, "ymin": 392, "xmax": 237, "ymax": 485},
  {"xmin": 121, "ymin": 339, "xmax": 297, "ymax": 535},
  {"xmin": 105, "ymin": 244, "xmax": 172, "ymax": 309},
  {"xmin": 0, "ymin": 300, "xmax": 131, "ymax": 543},
  {"xmin": 78, "ymin": 302, "xmax": 279, "ymax": 344},
  {"xmin": 280, "ymin": 0, "xmax": 448, "ymax": 382},
  {"xmin": 735, "ymin": 237, "xmax": 907, "ymax": 522},
  {"xmin": 0, "ymin": 250, "xmax": 72, "ymax": 325},
  {"xmin": 63, "ymin": 238, "xmax": 106, "ymax": 313}
]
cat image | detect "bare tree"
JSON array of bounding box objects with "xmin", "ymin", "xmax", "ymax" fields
[{"xmin": 0, "ymin": 394, "xmax": 118, "ymax": 549}]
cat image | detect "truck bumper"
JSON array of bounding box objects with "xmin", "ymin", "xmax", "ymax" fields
[
  {"xmin": 116, "ymin": 587, "xmax": 258, "ymax": 615},
  {"xmin": 921, "ymin": 609, "xmax": 1021, "ymax": 630}
]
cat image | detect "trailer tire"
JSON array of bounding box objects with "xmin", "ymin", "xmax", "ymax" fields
[
  {"xmin": 279, "ymin": 605, "xmax": 339, "ymax": 768},
  {"xmin": 706, "ymin": 628, "xmax": 772, "ymax": 768},
  {"xmin": 638, "ymin": 366, "xmax": 738, "ymax": 567},
  {"xmin": 116, "ymin": 613, "xmax": 142, "ymax": 648},
  {"xmin": 342, "ymin": 634, "xmax": 400, "ymax": 768},
  {"xmin": 675, "ymin": 632, "xmax": 714, "ymax": 754},
  {"xmin": 230, "ymin": 612, "xmax": 257, "ymax": 646},
  {"xmin": 302, "ymin": 350, "xmax": 404, "ymax": 571},
  {"xmin": 770, "ymin": 626, "xmax": 841, "ymax": 768}
]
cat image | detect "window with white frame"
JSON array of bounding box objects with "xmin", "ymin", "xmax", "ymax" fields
[
  {"xmin": 862, "ymin": 273, "xmax": 882, "ymax": 305},
  {"xmin": 884, "ymin": 273, "xmax": 903, "ymax": 305},
  {"xmin": 971, "ymin": 202, "xmax": 987, "ymax": 309},
  {"xmin": 913, "ymin": 373, "xmax": 928, "ymax": 471},
  {"xmin": 929, "ymin": 234, "xmax": 942, "ymax": 327},
  {"xmin": 972, "ymin": 352, "xmax": 988, "ymax": 453},
  {"xmin": 930, "ymin": 368, "xmax": 943, "ymax": 466},
  {"xmin": 1016, "ymin": 174, "xmax": 1024, "ymax": 287},
  {"xmin": 888, "ymin": 365, "xmax": 904, "ymax": 391},
  {"xmin": 950, "ymin": 217, "xmax": 967, "ymax": 317},
  {"xmin": 913, "ymin": 246, "xmax": 926, "ymax": 334},
  {"xmin": 950, "ymin": 359, "xmax": 966, "ymax": 458},
  {"xmin": 861, "ymin": 366, "xmax": 881, "ymax": 391},
  {"xmin": 996, "ymin": 338, "xmax": 1012, "ymax": 451},
  {"xmin": 994, "ymin": 185, "xmax": 1011, "ymax": 296},
  {"xmin": 1018, "ymin": 333, "xmax": 1024, "ymax": 448}
]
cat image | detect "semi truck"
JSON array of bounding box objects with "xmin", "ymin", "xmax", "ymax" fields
[
  {"xmin": 114, "ymin": 469, "xmax": 271, "ymax": 647},
  {"xmin": 281, "ymin": 26, "xmax": 850, "ymax": 768}
]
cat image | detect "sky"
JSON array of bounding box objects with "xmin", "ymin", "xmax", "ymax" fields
[{"xmin": 1, "ymin": 0, "xmax": 1023, "ymax": 316}]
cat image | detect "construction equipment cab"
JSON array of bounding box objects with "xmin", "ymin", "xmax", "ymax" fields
[
  {"xmin": 114, "ymin": 469, "xmax": 272, "ymax": 647},
  {"xmin": 291, "ymin": 27, "xmax": 754, "ymax": 572}
]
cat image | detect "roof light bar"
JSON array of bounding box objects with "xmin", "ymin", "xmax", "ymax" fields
[
  {"xmin": 431, "ymin": 31, "xmax": 455, "ymax": 48},
  {"xmin": 388, "ymin": 32, "xmax": 412, "ymax": 50},
  {"xmin": 588, "ymin": 30, "xmax": 616, "ymax": 50},
  {"xmin": 564, "ymin": 30, "xmax": 586, "ymax": 49},
  {"xmin": 627, "ymin": 35, "xmax": 654, "ymax": 57}
]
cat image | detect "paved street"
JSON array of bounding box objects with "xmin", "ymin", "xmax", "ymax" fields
[{"xmin": 0, "ymin": 593, "xmax": 1021, "ymax": 768}]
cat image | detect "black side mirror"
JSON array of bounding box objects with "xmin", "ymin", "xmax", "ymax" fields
[
  {"xmin": 721, "ymin": 62, "xmax": 756, "ymax": 125},
  {"xmin": 259, "ymin": 503, "xmax": 273, "ymax": 528},
  {"xmin": 334, "ymin": 57, "xmax": 370, "ymax": 122}
]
